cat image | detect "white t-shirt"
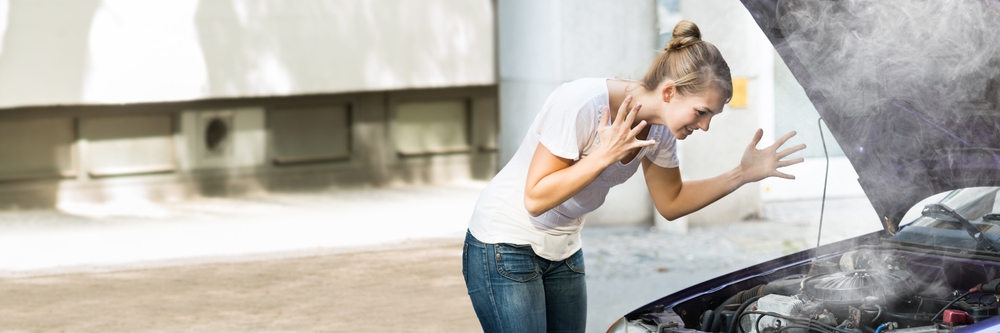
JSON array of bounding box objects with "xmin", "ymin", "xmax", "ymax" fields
[{"xmin": 468, "ymin": 78, "xmax": 679, "ymax": 261}]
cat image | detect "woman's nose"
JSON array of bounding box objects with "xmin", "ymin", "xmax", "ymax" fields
[{"xmin": 698, "ymin": 117, "xmax": 711, "ymax": 132}]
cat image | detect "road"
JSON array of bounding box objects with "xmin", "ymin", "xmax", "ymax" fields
[
  {"xmin": 1, "ymin": 242, "xmax": 479, "ymax": 333},
  {"xmin": 0, "ymin": 195, "xmax": 885, "ymax": 333}
]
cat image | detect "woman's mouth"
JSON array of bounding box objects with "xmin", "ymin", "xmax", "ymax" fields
[{"xmin": 684, "ymin": 126, "xmax": 695, "ymax": 136}]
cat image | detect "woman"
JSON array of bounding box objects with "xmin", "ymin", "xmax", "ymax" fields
[{"xmin": 463, "ymin": 20, "xmax": 805, "ymax": 333}]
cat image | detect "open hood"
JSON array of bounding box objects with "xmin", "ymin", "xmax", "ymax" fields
[{"xmin": 742, "ymin": 0, "xmax": 1000, "ymax": 231}]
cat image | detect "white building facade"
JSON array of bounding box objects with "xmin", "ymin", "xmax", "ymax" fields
[
  {"xmin": 0, "ymin": 0, "xmax": 859, "ymax": 227},
  {"xmin": 0, "ymin": 0, "xmax": 498, "ymax": 208}
]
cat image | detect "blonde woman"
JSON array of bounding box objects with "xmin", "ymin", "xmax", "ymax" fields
[{"xmin": 463, "ymin": 20, "xmax": 805, "ymax": 333}]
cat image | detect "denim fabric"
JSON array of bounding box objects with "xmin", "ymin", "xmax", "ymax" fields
[{"xmin": 463, "ymin": 231, "xmax": 587, "ymax": 333}]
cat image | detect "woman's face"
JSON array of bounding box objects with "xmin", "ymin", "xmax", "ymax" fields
[{"xmin": 661, "ymin": 87, "xmax": 727, "ymax": 140}]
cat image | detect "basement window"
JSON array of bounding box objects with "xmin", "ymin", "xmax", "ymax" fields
[{"xmin": 393, "ymin": 100, "xmax": 470, "ymax": 156}]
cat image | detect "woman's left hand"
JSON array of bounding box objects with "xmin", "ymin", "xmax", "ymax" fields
[{"xmin": 738, "ymin": 129, "xmax": 806, "ymax": 184}]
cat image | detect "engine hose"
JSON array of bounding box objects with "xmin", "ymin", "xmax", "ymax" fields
[
  {"xmin": 741, "ymin": 285, "xmax": 768, "ymax": 303},
  {"xmin": 710, "ymin": 279, "xmax": 805, "ymax": 332},
  {"xmin": 871, "ymin": 304, "xmax": 883, "ymax": 324},
  {"xmin": 710, "ymin": 308, "xmax": 723, "ymax": 333},
  {"xmin": 753, "ymin": 311, "xmax": 768, "ymax": 333},
  {"xmin": 778, "ymin": 325, "xmax": 817, "ymax": 333},
  {"xmin": 930, "ymin": 290, "xmax": 972, "ymax": 322},
  {"xmin": 712, "ymin": 285, "xmax": 765, "ymax": 332},
  {"xmin": 700, "ymin": 309, "xmax": 714, "ymax": 332},
  {"xmin": 729, "ymin": 295, "xmax": 766, "ymax": 333},
  {"xmin": 873, "ymin": 323, "xmax": 888, "ymax": 333},
  {"xmin": 708, "ymin": 310, "xmax": 722, "ymax": 332},
  {"xmin": 799, "ymin": 274, "xmax": 819, "ymax": 294},
  {"xmin": 738, "ymin": 311, "xmax": 853, "ymax": 333}
]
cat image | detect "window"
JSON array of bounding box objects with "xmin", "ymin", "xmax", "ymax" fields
[
  {"xmin": 393, "ymin": 100, "xmax": 470, "ymax": 156},
  {"xmin": 268, "ymin": 105, "xmax": 351, "ymax": 165},
  {"xmin": 82, "ymin": 115, "xmax": 174, "ymax": 177},
  {"xmin": 0, "ymin": 118, "xmax": 75, "ymax": 180}
]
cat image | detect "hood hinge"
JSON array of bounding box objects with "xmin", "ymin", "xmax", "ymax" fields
[{"xmin": 884, "ymin": 216, "xmax": 898, "ymax": 236}]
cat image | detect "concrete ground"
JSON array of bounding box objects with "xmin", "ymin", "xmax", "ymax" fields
[{"xmin": 0, "ymin": 182, "xmax": 890, "ymax": 333}]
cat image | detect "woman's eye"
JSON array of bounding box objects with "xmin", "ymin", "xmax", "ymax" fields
[{"xmin": 696, "ymin": 110, "xmax": 707, "ymax": 116}]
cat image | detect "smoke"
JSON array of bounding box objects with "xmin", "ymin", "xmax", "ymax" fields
[
  {"xmin": 771, "ymin": 0, "xmax": 1000, "ymax": 155},
  {"xmin": 744, "ymin": 0, "xmax": 1000, "ymax": 225},
  {"xmin": 775, "ymin": 0, "xmax": 1000, "ymax": 119}
]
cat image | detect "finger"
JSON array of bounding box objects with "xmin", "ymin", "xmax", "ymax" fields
[
  {"xmin": 771, "ymin": 130, "xmax": 797, "ymax": 149},
  {"xmin": 599, "ymin": 106, "xmax": 609, "ymax": 128},
  {"xmin": 747, "ymin": 128, "xmax": 764, "ymax": 149},
  {"xmin": 628, "ymin": 120, "xmax": 648, "ymax": 137},
  {"xmin": 634, "ymin": 139, "xmax": 657, "ymax": 148},
  {"xmin": 777, "ymin": 143, "xmax": 807, "ymax": 159},
  {"xmin": 774, "ymin": 171, "xmax": 795, "ymax": 180},
  {"xmin": 630, "ymin": 136, "xmax": 656, "ymax": 148},
  {"xmin": 624, "ymin": 102, "xmax": 641, "ymax": 129},
  {"xmin": 615, "ymin": 95, "xmax": 632, "ymax": 124},
  {"xmin": 777, "ymin": 157, "xmax": 805, "ymax": 168}
]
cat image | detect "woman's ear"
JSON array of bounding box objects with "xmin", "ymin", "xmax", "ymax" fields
[{"xmin": 660, "ymin": 80, "xmax": 676, "ymax": 103}]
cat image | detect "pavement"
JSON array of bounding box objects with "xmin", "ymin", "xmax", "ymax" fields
[
  {"xmin": 0, "ymin": 181, "xmax": 891, "ymax": 333},
  {"xmin": 0, "ymin": 181, "xmax": 485, "ymax": 276}
]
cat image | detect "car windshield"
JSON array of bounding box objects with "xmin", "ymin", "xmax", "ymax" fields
[{"xmin": 890, "ymin": 187, "xmax": 1000, "ymax": 252}]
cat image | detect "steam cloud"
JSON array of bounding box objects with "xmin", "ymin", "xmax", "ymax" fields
[
  {"xmin": 777, "ymin": 0, "xmax": 1000, "ymax": 119},
  {"xmin": 747, "ymin": 0, "xmax": 1000, "ymax": 225}
]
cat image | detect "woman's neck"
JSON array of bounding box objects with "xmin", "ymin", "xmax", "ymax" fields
[{"xmin": 606, "ymin": 78, "xmax": 657, "ymax": 124}]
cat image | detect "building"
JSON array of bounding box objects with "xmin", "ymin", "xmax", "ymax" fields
[
  {"xmin": 0, "ymin": 0, "xmax": 498, "ymax": 209},
  {"xmin": 0, "ymin": 0, "xmax": 860, "ymax": 228}
]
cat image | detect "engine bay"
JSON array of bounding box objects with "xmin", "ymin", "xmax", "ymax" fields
[{"xmin": 623, "ymin": 246, "xmax": 1000, "ymax": 333}]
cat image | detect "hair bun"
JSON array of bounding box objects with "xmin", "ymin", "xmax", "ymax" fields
[{"xmin": 665, "ymin": 20, "xmax": 702, "ymax": 51}]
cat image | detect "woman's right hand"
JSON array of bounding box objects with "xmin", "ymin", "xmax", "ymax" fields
[
  {"xmin": 594, "ymin": 95, "xmax": 657, "ymax": 165},
  {"xmin": 738, "ymin": 129, "xmax": 806, "ymax": 184}
]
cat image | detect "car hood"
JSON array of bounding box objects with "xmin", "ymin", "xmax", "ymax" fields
[{"xmin": 742, "ymin": 0, "xmax": 1000, "ymax": 231}]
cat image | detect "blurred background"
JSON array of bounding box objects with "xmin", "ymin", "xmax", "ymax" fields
[{"xmin": 0, "ymin": 0, "xmax": 884, "ymax": 332}]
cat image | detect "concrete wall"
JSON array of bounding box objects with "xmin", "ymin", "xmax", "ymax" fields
[
  {"xmin": 0, "ymin": 0, "xmax": 494, "ymax": 109},
  {"xmin": 497, "ymin": 0, "xmax": 658, "ymax": 226}
]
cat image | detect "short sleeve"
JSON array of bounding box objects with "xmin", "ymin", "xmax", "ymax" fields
[
  {"xmin": 646, "ymin": 126, "xmax": 680, "ymax": 168},
  {"xmin": 535, "ymin": 86, "xmax": 600, "ymax": 161}
]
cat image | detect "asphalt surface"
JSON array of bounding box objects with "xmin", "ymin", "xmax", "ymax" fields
[{"xmin": 0, "ymin": 183, "xmax": 887, "ymax": 333}]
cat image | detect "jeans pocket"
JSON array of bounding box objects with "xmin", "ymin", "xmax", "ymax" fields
[
  {"xmin": 564, "ymin": 249, "xmax": 586, "ymax": 275},
  {"xmin": 495, "ymin": 243, "xmax": 540, "ymax": 282}
]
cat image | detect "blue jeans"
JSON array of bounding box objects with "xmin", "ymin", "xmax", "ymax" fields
[{"xmin": 462, "ymin": 231, "xmax": 587, "ymax": 333}]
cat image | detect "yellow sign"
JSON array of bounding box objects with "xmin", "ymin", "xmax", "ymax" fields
[{"xmin": 730, "ymin": 77, "xmax": 748, "ymax": 108}]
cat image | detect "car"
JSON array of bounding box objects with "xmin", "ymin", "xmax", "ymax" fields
[{"xmin": 606, "ymin": 1, "xmax": 1000, "ymax": 332}]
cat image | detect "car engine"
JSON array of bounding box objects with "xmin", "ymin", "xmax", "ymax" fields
[{"xmin": 621, "ymin": 247, "xmax": 1000, "ymax": 333}]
